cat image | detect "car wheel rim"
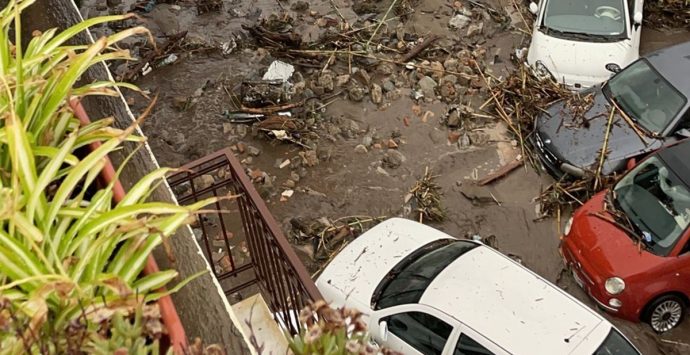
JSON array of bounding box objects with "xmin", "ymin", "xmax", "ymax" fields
[{"xmin": 651, "ymin": 300, "xmax": 683, "ymax": 332}]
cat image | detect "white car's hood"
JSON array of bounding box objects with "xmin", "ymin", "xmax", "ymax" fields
[
  {"xmin": 527, "ymin": 30, "xmax": 637, "ymax": 88},
  {"xmin": 315, "ymin": 218, "xmax": 451, "ymax": 311}
]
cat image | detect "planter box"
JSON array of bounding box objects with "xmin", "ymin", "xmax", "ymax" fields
[{"xmin": 71, "ymin": 100, "xmax": 188, "ymax": 352}]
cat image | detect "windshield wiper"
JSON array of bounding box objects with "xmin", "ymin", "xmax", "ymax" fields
[{"xmin": 542, "ymin": 27, "xmax": 613, "ymax": 42}]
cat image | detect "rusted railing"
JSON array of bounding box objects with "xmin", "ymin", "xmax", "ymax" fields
[{"xmin": 167, "ymin": 149, "xmax": 322, "ymax": 335}]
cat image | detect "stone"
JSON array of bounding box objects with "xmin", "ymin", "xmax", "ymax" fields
[
  {"xmin": 247, "ymin": 145, "xmax": 261, "ymax": 156},
  {"xmin": 348, "ymin": 85, "xmax": 366, "ymax": 102},
  {"xmin": 290, "ymin": 171, "xmax": 301, "ymax": 182},
  {"xmin": 107, "ymin": 0, "xmax": 122, "ymax": 7},
  {"xmin": 352, "ymin": 69, "xmax": 371, "ymax": 86},
  {"xmin": 429, "ymin": 61, "xmax": 445, "ymax": 80},
  {"xmin": 467, "ymin": 22, "xmax": 484, "ymax": 37},
  {"xmin": 448, "ymin": 131, "xmax": 462, "ymax": 143},
  {"xmin": 376, "ymin": 63, "xmax": 395, "ymax": 76},
  {"xmin": 318, "ymin": 72, "xmax": 335, "ymax": 92},
  {"xmin": 199, "ymin": 174, "xmax": 215, "ymax": 189},
  {"xmin": 236, "ymin": 142, "xmax": 246, "ymax": 153},
  {"xmin": 441, "ymin": 74, "xmax": 458, "ymax": 85},
  {"xmin": 354, "ymin": 144, "xmax": 368, "ymax": 154},
  {"xmin": 371, "ymin": 84, "xmax": 383, "ymax": 104},
  {"xmin": 443, "ymin": 58, "xmax": 459, "ymax": 72},
  {"xmin": 335, "ymin": 74, "xmax": 350, "ymax": 87},
  {"xmin": 387, "ymin": 139, "xmax": 399, "ymax": 149},
  {"xmin": 459, "ymin": 133, "xmax": 471, "ymax": 147},
  {"xmin": 172, "ymin": 96, "xmax": 188, "ymax": 111},
  {"xmin": 446, "ymin": 109, "xmax": 461, "ymax": 127},
  {"xmin": 283, "ymin": 179, "xmax": 296, "ymax": 189},
  {"xmin": 223, "ymin": 123, "xmax": 233, "ymax": 135},
  {"xmin": 382, "ymin": 150, "xmax": 405, "ymax": 169},
  {"xmin": 235, "ymin": 124, "xmax": 248, "ymax": 138},
  {"xmin": 300, "ymin": 150, "xmax": 319, "ymax": 166},
  {"xmin": 382, "ymin": 79, "xmax": 396, "ymax": 93},
  {"xmin": 468, "ymin": 131, "xmax": 490, "ymax": 145},
  {"xmin": 417, "ymin": 76, "xmax": 438, "ymax": 99},
  {"xmin": 291, "ymin": 0, "xmax": 309, "ymax": 11},
  {"xmin": 362, "ymin": 136, "xmax": 373, "ymax": 147},
  {"xmin": 439, "ymin": 81, "xmax": 456, "ymax": 99},
  {"xmin": 448, "ymin": 14, "xmax": 470, "ymax": 29}
]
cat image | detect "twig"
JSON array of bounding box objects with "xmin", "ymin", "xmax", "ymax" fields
[
  {"xmin": 366, "ymin": 0, "xmax": 400, "ymax": 48},
  {"xmin": 400, "ymin": 34, "xmax": 441, "ymax": 63},
  {"xmin": 594, "ymin": 107, "xmax": 616, "ymax": 190}
]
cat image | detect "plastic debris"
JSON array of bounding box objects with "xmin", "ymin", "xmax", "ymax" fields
[{"xmin": 263, "ymin": 60, "xmax": 295, "ymax": 82}]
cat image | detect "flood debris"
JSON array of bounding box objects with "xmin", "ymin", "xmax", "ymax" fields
[
  {"xmin": 406, "ymin": 167, "xmax": 445, "ymax": 223},
  {"xmin": 477, "ymin": 158, "xmax": 524, "ymax": 186},
  {"xmin": 289, "ymin": 216, "xmax": 386, "ymax": 263},
  {"xmin": 644, "ymin": 0, "xmax": 690, "ymax": 28}
]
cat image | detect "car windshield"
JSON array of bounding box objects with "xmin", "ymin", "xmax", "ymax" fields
[
  {"xmin": 542, "ymin": 0, "xmax": 626, "ymax": 39},
  {"xmin": 604, "ymin": 59, "xmax": 687, "ymax": 134},
  {"xmin": 372, "ymin": 239, "xmax": 478, "ymax": 309},
  {"xmin": 613, "ymin": 156, "xmax": 690, "ymax": 256},
  {"xmin": 593, "ymin": 329, "xmax": 640, "ymax": 355}
]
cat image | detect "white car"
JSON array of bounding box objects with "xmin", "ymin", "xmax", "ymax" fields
[
  {"xmin": 526, "ymin": 0, "xmax": 644, "ymax": 89},
  {"xmin": 316, "ymin": 218, "xmax": 641, "ymax": 355}
]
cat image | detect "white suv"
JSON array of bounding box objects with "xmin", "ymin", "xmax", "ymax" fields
[
  {"xmin": 316, "ymin": 218, "xmax": 640, "ymax": 355},
  {"xmin": 526, "ymin": 0, "xmax": 644, "ymax": 89}
]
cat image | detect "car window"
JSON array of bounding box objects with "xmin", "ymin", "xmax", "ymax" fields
[
  {"xmin": 613, "ymin": 156, "xmax": 690, "ymax": 256},
  {"xmin": 593, "ymin": 329, "xmax": 640, "ymax": 355},
  {"xmin": 373, "ymin": 240, "xmax": 479, "ymax": 309},
  {"xmin": 605, "ymin": 59, "xmax": 687, "ymax": 134},
  {"xmin": 385, "ymin": 311, "xmax": 452, "ymax": 355},
  {"xmin": 454, "ymin": 334, "xmax": 495, "ymax": 355},
  {"xmin": 543, "ymin": 0, "xmax": 626, "ymax": 37}
]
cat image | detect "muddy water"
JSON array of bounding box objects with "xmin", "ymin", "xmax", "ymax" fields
[{"xmin": 81, "ymin": 0, "xmax": 690, "ymax": 353}]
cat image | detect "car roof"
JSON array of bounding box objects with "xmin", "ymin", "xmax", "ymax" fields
[
  {"xmin": 420, "ymin": 245, "xmax": 611, "ymax": 355},
  {"xmin": 659, "ymin": 139, "xmax": 690, "ymax": 187},
  {"xmin": 644, "ymin": 41, "xmax": 690, "ymax": 96}
]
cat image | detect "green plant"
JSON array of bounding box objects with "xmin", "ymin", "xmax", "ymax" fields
[
  {"xmin": 287, "ymin": 302, "xmax": 399, "ymax": 355},
  {"xmin": 0, "ymin": 0, "xmax": 217, "ymax": 352}
]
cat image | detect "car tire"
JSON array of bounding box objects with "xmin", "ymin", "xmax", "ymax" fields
[{"xmin": 644, "ymin": 295, "xmax": 686, "ymax": 333}]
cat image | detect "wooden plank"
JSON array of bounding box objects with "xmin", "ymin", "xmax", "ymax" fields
[{"xmin": 477, "ymin": 159, "xmax": 524, "ymax": 186}]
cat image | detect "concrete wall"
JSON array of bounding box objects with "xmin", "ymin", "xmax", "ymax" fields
[{"xmin": 16, "ymin": 1, "xmax": 251, "ymax": 353}]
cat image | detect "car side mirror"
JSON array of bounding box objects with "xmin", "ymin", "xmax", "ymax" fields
[
  {"xmin": 676, "ymin": 128, "xmax": 690, "ymax": 138},
  {"xmin": 529, "ymin": 2, "xmax": 539, "ymax": 14},
  {"xmin": 379, "ymin": 321, "xmax": 388, "ymax": 342}
]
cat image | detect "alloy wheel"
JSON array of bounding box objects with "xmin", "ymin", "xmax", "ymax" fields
[{"xmin": 651, "ymin": 300, "xmax": 683, "ymax": 332}]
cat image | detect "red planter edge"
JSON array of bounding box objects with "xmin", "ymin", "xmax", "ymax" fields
[{"xmin": 70, "ymin": 100, "xmax": 188, "ymax": 353}]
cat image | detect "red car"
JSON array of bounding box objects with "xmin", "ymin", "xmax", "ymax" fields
[{"xmin": 561, "ymin": 140, "xmax": 690, "ymax": 333}]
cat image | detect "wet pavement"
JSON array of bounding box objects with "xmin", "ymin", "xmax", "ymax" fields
[{"xmin": 82, "ymin": 0, "xmax": 690, "ymax": 353}]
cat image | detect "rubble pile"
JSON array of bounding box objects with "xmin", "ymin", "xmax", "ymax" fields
[{"xmin": 644, "ymin": 0, "xmax": 690, "ymax": 28}]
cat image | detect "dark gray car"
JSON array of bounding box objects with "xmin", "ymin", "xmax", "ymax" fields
[{"xmin": 533, "ymin": 41, "xmax": 690, "ymax": 178}]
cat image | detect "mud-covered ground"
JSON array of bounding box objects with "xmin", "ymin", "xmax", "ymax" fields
[{"xmin": 82, "ymin": 0, "xmax": 690, "ymax": 353}]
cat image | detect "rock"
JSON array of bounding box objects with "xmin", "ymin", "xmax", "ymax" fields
[
  {"xmin": 371, "ymin": 84, "xmax": 383, "ymax": 104},
  {"xmin": 283, "ymin": 179, "xmax": 296, "ymax": 188},
  {"xmin": 429, "ymin": 61, "xmax": 445, "ymax": 80},
  {"xmin": 443, "ymin": 58, "xmax": 459, "ymax": 72},
  {"xmin": 441, "ymin": 74, "xmax": 458, "ymax": 85},
  {"xmin": 439, "ymin": 81, "xmax": 456, "ymax": 99},
  {"xmin": 448, "ymin": 131, "xmax": 462, "ymax": 143},
  {"xmin": 348, "ymin": 85, "xmax": 366, "ymax": 102},
  {"xmin": 290, "ymin": 171, "xmax": 301, "ymax": 182},
  {"xmin": 236, "ymin": 142, "xmax": 246, "ymax": 153},
  {"xmin": 417, "ymin": 76, "xmax": 438, "ymax": 99},
  {"xmin": 107, "ymin": 0, "xmax": 122, "ymax": 7},
  {"xmin": 449, "ymin": 14, "xmax": 470, "ymax": 29},
  {"xmin": 466, "ymin": 22, "xmax": 484, "ymax": 37},
  {"xmin": 299, "ymin": 150, "xmax": 319, "ymax": 166},
  {"xmin": 318, "ymin": 72, "xmax": 334, "ymax": 92},
  {"xmin": 459, "ymin": 133, "xmax": 471, "ymax": 147},
  {"xmin": 199, "ymin": 174, "xmax": 215, "ymax": 189},
  {"xmin": 382, "ymin": 79, "xmax": 396, "ymax": 93},
  {"xmin": 446, "ymin": 109, "xmax": 461, "ymax": 127},
  {"xmin": 354, "ymin": 144, "xmax": 368, "ymax": 154},
  {"xmin": 352, "ymin": 69, "xmax": 371, "ymax": 86},
  {"xmin": 291, "ymin": 0, "xmax": 309, "ymax": 11},
  {"xmin": 236, "ymin": 124, "xmax": 248, "ymax": 138},
  {"xmin": 335, "ymin": 74, "xmax": 350, "ymax": 87},
  {"xmin": 362, "ymin": 136, "xmax": 373, "ymax": 147},
  {"xmin": 223, "ymin": 123, "xmax": 233, "ymax": 135},
  {"xmin": 172, "ymin": 96, "xmax": 188, "ymax": 111},
  {"xmin": 382, "ymin": 150, "xmax": 405, "ymax": 169},
  {"xmin": 387, "ymin": 139, "xmax": 399, "ymax": 149},
  {"xmin": 247, "ymin": 145, "xmax": 261, "ymax": 156},
  {"xmin": 376, "ymin": 63, "xmax": 395, "ymax": 76},
  {"xmin": 468, "ymin": 132, "xmax": 490, "ymax": 145}
]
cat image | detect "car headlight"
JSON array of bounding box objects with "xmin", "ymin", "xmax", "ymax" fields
[
  {"xmin": 534, "ymin": 60, "xmax": 554, "ymax": 79},
  {"xmin": 605, "ymin": 277, "xmax": 626, "ymax": 295},
  {"xmin": 563, "ymin": 217, "xmax": 573, "ymax": 236}
]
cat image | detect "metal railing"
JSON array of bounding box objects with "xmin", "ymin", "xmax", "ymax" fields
[{"xmin": 167, "ymin": 149, "xmax": 322, "ymax": 335}]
